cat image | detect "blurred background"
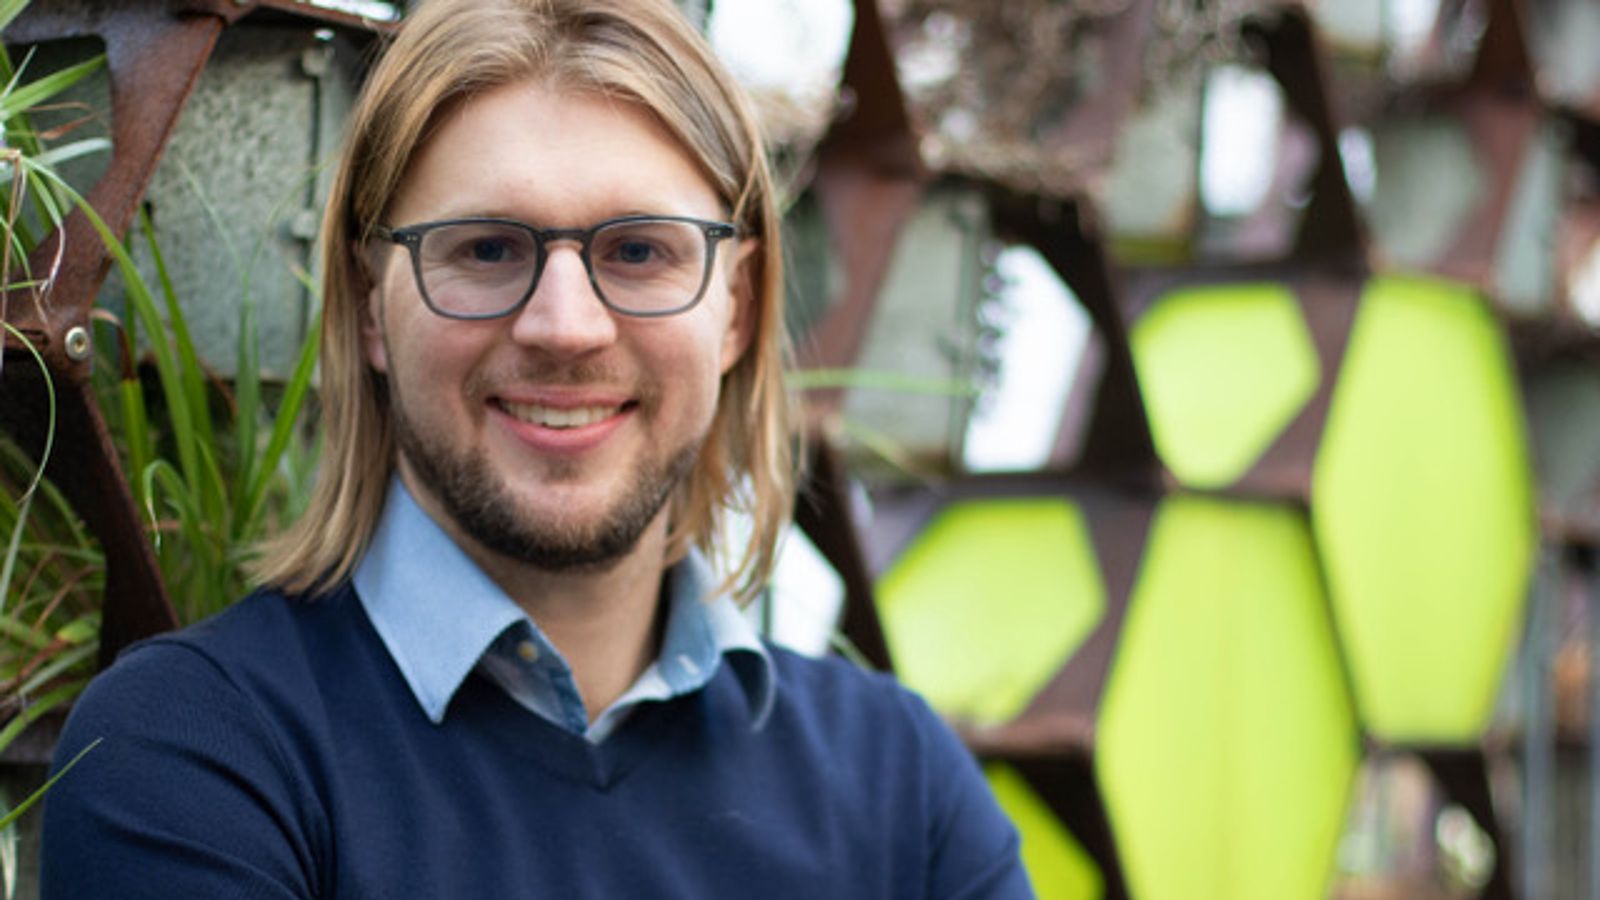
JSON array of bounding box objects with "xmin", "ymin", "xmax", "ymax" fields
[{"xmin": 3, "ymin": 0, "xmax": 1600, "ymax": 897}]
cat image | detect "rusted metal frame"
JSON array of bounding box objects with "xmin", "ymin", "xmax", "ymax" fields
[
  {"xmin": 1241, "ymin": 271, "xmax": 1361, "ymax": 498},
  {"xmin": 863, "ymin": 471, "xmax": 1154, "ymax": 900},
  {"xmin": 1446, "ymin": 0, "xmax": 1541, "ymax": 292},
  {"xmin": 852, "ymin": 469, "xmax": 1159, "ymax": 755},
  {"xmin": 1005, "ymin": 755, "xmax": 1132, "ymax": 900},
  {"xmin": 794, "ymin": 0, "xmax": 926, "ymax": 406},
  {"xmin": 1241, "ymin": 5, "xmax": 1366, "ymax": 267},
  {"xmin": 1467, "ymin": 0, "xmax": 1536, "ymax": 98},
  {"xmin": 816, "ymin": 0, "xmax": 921, "ymax": 177},
  {"xmin": 1116, "ymin": 259, "xmax": 1364, "ymax": 501},
  {"xmin": 986, "ymin": 188, "xmax": 1159, "ymax": 484},
  {"xmin": 1435, "ymin": 92, "xmax": 1541, "ymax": 291},
  {"xmin": 794, "ymin": 170, "xmax": 923, "ymax": 380},
  {"xmin": 791, "ymin": 438, "xmax": 895, "ymax": 672},
  {"xmin": 173, "ymin": 0, "xmax": 401, "ymax": 33},
  {"xmin": 1372, "ymin": 0, "xmax": 1542, "ymax": 293},
  {"xmin": 1, "ymin": 1, "xmax": 386, "ymax": 669},
  {"xmin": 986, "ymin": 486, "xmax": 1153, "ymax": 754},
  {"xmin": 2, "ymin": 5, "xmax": 233, "ymax": 667}
]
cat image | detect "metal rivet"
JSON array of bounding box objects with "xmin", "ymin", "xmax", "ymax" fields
[{"xmin": 64, "ymin": 326, "xmax": 91, "ymax": 361}]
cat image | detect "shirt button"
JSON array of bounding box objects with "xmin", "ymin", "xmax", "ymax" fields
[{"xmin": 517, "ymin": 641, "xmax": 540, "ymax": 663}]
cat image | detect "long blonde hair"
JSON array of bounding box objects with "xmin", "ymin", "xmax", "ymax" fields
[{"xmin": 252, "ymin": 0, "xmax": 793, "ymax": 603}]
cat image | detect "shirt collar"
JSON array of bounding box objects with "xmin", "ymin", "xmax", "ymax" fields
[
  {"xmin": 648, "ymin": 550, "xmax": 775, "ymax": 725},
  {"xmin": 354, "ymin": 478, "xmax": 774, "ymax": 728}
]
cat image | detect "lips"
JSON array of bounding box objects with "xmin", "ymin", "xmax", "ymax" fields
[{"xmin": 497, "ymin": 399, "xmax": 628, "ymax": 429}]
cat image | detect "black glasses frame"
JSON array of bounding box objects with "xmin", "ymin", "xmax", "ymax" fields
[{"xmin": 372, "ymin": 214, "xmax": 738, "ymax": 320}]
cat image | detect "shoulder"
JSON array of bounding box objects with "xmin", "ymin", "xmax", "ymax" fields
[
  {"xmin": 107, "ymin": 584, "xmax": 364, "ymax": 691},
  {"xmin": 765, "ymin": 645, "xmax": 942, "ymax": 732},
  {"xmin": 767, "ymin": 645, "xmax": 924, "ymax": 714},
  {"xmin": 54, "ymin": 584, "xmax": 369, "ymax": 770},
  {"xmin": 757, "ymin": 647, "xmax": 1033, "ymax": 898},
  {"xmin": 759, "ymin": 645, "xmax": 971, "ymax": 781},
  {"xmin": 40, "ymin": 589, "xmax": 343, "ymax": 897}
]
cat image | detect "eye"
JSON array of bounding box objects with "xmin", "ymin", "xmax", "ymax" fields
[
  {"xmin": 470, "ymin": 238, "xmax": 512, "ymax": 263},
  {"xmin": 614, "ymin": 240, "xmax": 656, "ymax": 265}
]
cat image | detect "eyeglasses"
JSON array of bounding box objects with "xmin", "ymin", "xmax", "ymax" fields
[{"xmin": 372, "ymin": 214, "xmax": 738, "ymax": 320}]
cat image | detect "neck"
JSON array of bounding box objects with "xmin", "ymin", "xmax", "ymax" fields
[
  {"xmin": 403, "ymin": 473, "xmax": 671, "ymax": 722},
  {"xmin": 486, "ymin": 525, "xmax": 670, "ymax": 721}
]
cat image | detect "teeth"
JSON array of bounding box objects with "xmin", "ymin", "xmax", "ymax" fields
[{"xmin": 501, "ymin": 401, "xmax": 619, "ymax": 429}]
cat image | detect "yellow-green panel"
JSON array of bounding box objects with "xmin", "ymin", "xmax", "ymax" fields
[
  {"xmin": 877, "ymin": 498, "xmax": 1105, "ymax": 725},
  {"xmin": 1311, "ymin": 274, "xmax": 1536, "ymax": 742},
  {"xmin": 986, "ymin": 764, "xmax": 1102, "ymax": 900},
  {"xmin": 1096, "ymin": 496, "xmax": 1358, "ymax": 900},
  {"xmin": 1130, "ymin": 282, "xmax": 1320, "ymax": 489}
]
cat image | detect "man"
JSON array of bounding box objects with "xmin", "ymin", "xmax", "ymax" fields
[{"xmin": 41, "ymin": 1, "xmax": 1030, "ymax": 896}]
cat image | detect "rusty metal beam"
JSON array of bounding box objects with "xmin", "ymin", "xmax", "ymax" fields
[
  {"xmin": 1008, "ymin": 755, "xmax": 1131, "ymax": 900},
  {"xmin": 1, "ymin": 0, "xmax": 386, "ymax": 668},
  {"xmin": 795, "ymin": 0, "xmax": 926, "ymax": 407},
  {"xmin": 1243, "ymin": 5, "xmax": 1366, "ymax": 266},
  {"xmin": 3, "ymin": 4, "xmax": 230, "ymax": 667},
  {"xmin": 792, "ymin": 438, "xmax": 895, "ymax": 672},
  {"xmin": 987, "ymin": 190, "xmax": 1159, "ymax": 483}
]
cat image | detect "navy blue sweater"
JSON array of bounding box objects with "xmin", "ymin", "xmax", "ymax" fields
[{"xmin": 41, "ymin": 586, "xmax": 1030, "ymax": 898}]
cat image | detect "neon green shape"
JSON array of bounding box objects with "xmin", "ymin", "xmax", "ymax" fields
[
  {"xmin": 1131, "ymin": 282, "xmax": 1320, "ymax": 489},
  {"xmin": 877, "ymin": 498, "xmax": 1105, "ymax": 725},
  {"xmin": 1311, "ymin": 274, "xmax": 1536, "ymax": 742},
  {"xmin": 1097, "ymin": 496, "xmax": 1358, "ymax": 900},
  {"xmin": 986, "ymin": 764, "xmax": 1102, "ymax": 899}
]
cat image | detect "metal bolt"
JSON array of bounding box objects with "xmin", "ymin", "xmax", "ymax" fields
[
  {"xmin": 301, "ymin": 45, "xmax": 332, "ymax": 78},
  {"xmin": 64, "ymin": 325, "xmax": 91, "ymax": 361},
  {"xmin": 288, "ymin": 209, "xmax": 320, "ymax": 241}
]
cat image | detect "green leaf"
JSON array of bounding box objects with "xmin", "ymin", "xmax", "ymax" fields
[
  {"xmin": 0, "ymin": 0, "xmax": 32, "ymax": 41},
  {"xmin": 0, "ymin": 137, "xmax": 109, "ymax": 186},
  {"xmin": 0, "ymin": 55, "xmax": 106, "ymax": 124},
  {"xmin": 0, "ymin": 737, "xmax": 100, "ymax": 829},
  {"xmin": 0, "ymin": 678, "xmax": 86, "ymax": 757},
  {"xmin": 242, "ymin": 316, "xmax": 321, "ymax": 533},
  {"xmin": 138, "ymin": 208, "xmax": 225, "ymax": 523},
  {"xmin": 233, "ymin": 299, "xmax": 261, "ymax": 520},
  {"xmin": 52, "ymin": 616, "xmax": 96, "ymax": 646}
]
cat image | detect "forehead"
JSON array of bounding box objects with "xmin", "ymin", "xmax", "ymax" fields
[{"xmin": 387, "ymin": 79, "xmax": 723, "ymax": 226}]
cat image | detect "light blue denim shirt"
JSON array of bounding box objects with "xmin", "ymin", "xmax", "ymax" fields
[{"xmin": 353, "ymin": 478, "xmax": 774, "ymax": 742}]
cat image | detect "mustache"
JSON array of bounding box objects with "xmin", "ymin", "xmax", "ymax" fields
[
  {"xmin": 468, "ymin": 361, "xmax": 626, "ymax": 388},
  {"xmin": 464, "ymin": 361, "xmax": 660, "ymax": 405}
]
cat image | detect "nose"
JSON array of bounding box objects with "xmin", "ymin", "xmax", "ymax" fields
[{"xmin": 508, "ymin": 245, "xmax": 618, "ymax": 355}]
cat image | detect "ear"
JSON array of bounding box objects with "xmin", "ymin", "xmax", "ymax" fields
[
  {"xmin": 718, "ymin": 237, "xmax": 760, "ymax": 376},
  {"xmin": 360, "ymin": 249, "xmax": 391, "ymax": 374}
]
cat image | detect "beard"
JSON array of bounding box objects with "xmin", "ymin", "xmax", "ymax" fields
[{"xmin": 392, "ymin": 397, "xmax": 699, "ymax": 574}]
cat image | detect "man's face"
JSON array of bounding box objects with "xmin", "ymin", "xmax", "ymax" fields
[{"xmin": 364, "ymin": 80, "xmax": 752, "ymax": 573}]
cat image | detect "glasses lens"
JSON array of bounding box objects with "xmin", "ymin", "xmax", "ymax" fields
[
  {"xmin": 591, "ymin": 219, "xmax": 709, "ymax": 314},
  {"xmin": 416, "ymin": 222, "xmax": 539, "ymax": 317}
]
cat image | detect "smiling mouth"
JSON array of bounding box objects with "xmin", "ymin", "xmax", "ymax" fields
[{"xmin": 497, "ymin": 399, "xmax": 632, "ymax": 429}]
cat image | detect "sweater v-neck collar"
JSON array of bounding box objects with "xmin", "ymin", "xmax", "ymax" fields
[{"xmin": 453, "ymin": 668, "xmax": 726, "ymax": 790}]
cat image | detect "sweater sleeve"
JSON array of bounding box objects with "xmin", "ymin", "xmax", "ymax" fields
[
  {"xmin": 913, "ymin": 694, "xmax": 1036, "ymax": 900},
  {"xmin": 40, "ymin": 641, "xmax": 320, "ymax": 900}
]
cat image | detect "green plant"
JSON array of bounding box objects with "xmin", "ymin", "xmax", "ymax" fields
[
  {"xmin": 0, "ymin": 0, "xmax": 110, "ymax": 762},
  {"xmin": 0, "ymin": 0, "xmax": 323, "ymax": 767},
  {"xmin": 0, "ymin": 201, "xmax": 323, "ymax": 753}
]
